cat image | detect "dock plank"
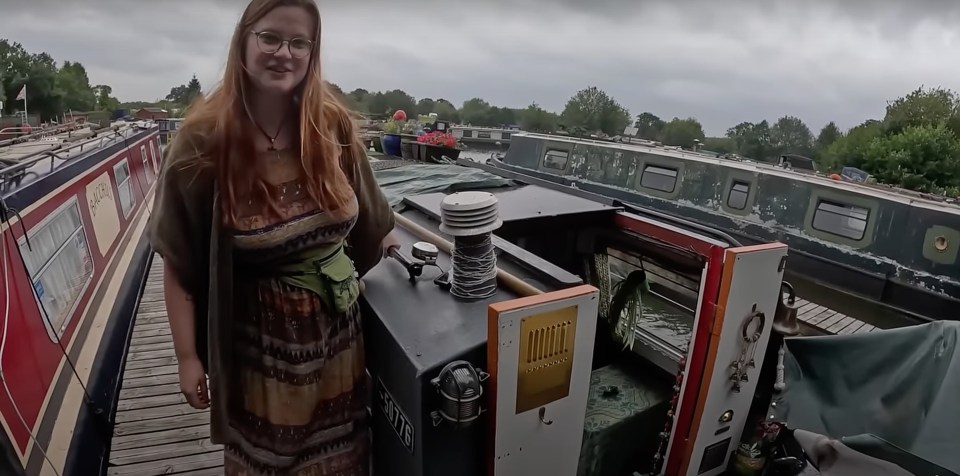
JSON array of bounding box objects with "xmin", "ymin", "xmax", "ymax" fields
[
  {"xmin": 826, "ymin": 315, "xmax": 857, "ymax": 334},
  {"xmin": 110, "ymin": 254, "xmax": 223, "ymax": 472},
  {"xmin": 788, "ymin": 291, "xmax": 882, "ymax": 337}
]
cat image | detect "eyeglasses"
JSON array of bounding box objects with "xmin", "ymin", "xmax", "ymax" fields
[{"xmin": 251, "ymin": 31, "xmax": 314, "ymax": 58}]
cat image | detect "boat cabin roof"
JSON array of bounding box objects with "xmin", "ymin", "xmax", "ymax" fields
[
  {"xmin": 516, "ymin": 132, "xmax": 960, "ymax": 216},
  {"xmin": 0, "ymin": 123, "xmax": 151, "ymax": 204},
  {"xmin": 403, "ymin": 182, "xmax": 620, "ymax": 225}
]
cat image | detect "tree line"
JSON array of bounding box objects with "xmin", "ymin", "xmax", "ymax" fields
[
  {"xmin": 338, "ymin": 83, "xmax": 960, "ymax": 197},
  {"xmin": 2, "ymin": 38, "xmax": 204, "ymax": 123},
  {"xmin": 4, "ymin": 37, "xmax": 956, "ymax": 197},
  {"xmin": 1, "ymin": 39, "xmax": 122, "ymax": 120}
]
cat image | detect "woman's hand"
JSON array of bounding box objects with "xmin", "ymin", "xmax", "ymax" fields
[
  {"xmin": 380, "ymin": 229, "xmax": 402, "ymax": 256},
  {"xmin": 178, "ymin": 355, "xmax": 210, "ymax": 409}
]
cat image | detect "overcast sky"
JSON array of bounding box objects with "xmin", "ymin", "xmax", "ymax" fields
[{"xmin": 2, "ymin": 0, "xmax": 958, "ymax": 135}]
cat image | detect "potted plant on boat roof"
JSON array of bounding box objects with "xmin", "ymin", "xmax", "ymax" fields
[
  {"xmin": 381, "ymin": 109, "xmax": 408, "ymax": 157},
  {"xmin": 413, "ymin": 130, "xmax": 462, "ymax": 163}
]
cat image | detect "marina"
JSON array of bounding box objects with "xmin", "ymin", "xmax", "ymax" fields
[{"xmin": 2, "ymin": 118, "xmax": 959, "ymax": 476}]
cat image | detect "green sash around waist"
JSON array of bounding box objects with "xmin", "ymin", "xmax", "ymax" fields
[{"xmin": 266, "ymin": 241, "xmax": 361, "ymax": 313}]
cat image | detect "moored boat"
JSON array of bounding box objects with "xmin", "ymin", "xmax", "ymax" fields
[
  {"xmin": 490, "ymin": 132, "xmax": 960, "ymax": 325},
  {"xmin": 7, "ymin": 134, "xmax": 958, "ymax": 475},
  {"xmin": 1, "ymin": 121, "xmax": 161, "ymax": 475},
  {"xmin": 451, "ymin": 125, "xmax": 521, "ymax": 146}
]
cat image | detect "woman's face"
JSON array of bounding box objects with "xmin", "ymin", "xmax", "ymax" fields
[{"xmin": 244, "ymin": 6, "xmax": 315, "ymax": 96}]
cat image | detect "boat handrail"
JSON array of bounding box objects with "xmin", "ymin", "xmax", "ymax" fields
[
  {"xmin": 0, "ymin": 125, "xmax": 142, "ymax": 192},
  {"xmin": 0, "ymin": 122, "xmax": 90, "ymax": 148}
]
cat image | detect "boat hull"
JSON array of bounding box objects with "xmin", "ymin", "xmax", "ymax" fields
[
  {"xmin": 1, "ymin": 126, "xmax": 161, "ymax": 475},
  {"xmin": 494, "ymin": 134, "xmax": 960, "ymax": 324}
]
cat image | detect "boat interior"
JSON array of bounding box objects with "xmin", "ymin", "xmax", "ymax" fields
[{"xmin": 2, "ymin": 125, "xmax": 960, "ymax": 476}]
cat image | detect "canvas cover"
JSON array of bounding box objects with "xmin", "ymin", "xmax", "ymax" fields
[{"xmin": 772, "ymin": 321, "xmax": 960, "ymax": 474}]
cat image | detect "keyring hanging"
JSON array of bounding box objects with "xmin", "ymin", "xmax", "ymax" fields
[{"xmin": 741, "ymin": 309, "xmax": 766, "ymax": 343}]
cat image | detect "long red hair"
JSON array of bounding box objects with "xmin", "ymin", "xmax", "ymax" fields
[{"xmin": 174, "ymin": 0, "xmax": 359, "ymax": 226}]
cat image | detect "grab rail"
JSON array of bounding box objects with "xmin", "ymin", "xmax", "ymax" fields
[{"xmin": 0, "ymin": 124, "xmax": 146, "ymax": 193}]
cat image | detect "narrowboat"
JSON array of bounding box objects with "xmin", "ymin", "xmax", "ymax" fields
[
  {"xmin": 0, "ymin": 121, "xmax": 162, "ymax": 475},
  {"xmin": 490, "ymin": 132, "xmax": 960, "ymax": 325},
  {"xmin": 451, "ymin": 125, "xmax": 521, "ymax": 146},
  {"xmin": 5, "ymin": 129, "xmax": 958, "ymax": 475}
]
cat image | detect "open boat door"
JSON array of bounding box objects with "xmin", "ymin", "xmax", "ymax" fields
[
  {"xmin": 486, "ymin": 285, "xmax": 600, "ymax": 475},
  {"xmin": 662, "ymin": 243, "xmax": 788, "ymax": 476}
]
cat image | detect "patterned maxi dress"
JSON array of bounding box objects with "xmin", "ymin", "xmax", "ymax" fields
[{"xmin": 223, "ymin": 168, "xmax": 369, "ymax": 476}]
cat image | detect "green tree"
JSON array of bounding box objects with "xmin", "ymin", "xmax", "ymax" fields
[
  {"xmin": 56, "ymin": 61, "xmax": 96, "ymax": 112},
  {"xmin": 416, "ymin": 98, "xmax": 436, "ymax": 117},
  {"xmin": 560, "ymin": 86, "xmax": 630, "ymax": 136},
  {"xmin": 460, "ymin": 98, "xmax": 491, "ymax": 125},
  {"xmin": 633, "ymin": 112, "xmax": 665, "ymax": 140},
  {"xmin": 726, "ymin": 121, "xmax": 772, "ymax": 160},
  {"xmin": 1, "ymin": 40, "xmax": 68, "ymax": 121},
  {"xmin": 815, "ymin": 121, "xmax": 843, "ymax": 155},
  {"xmin": 660, "ymin": 117, "xmax": 705, "ymax": 149},
  {"xmin": 519, "ymin": 102, "xmax": 559, "ymax": 132},
  {"xmin": 92, "ymin": 84, "xmax": 120, "ymax": 112},
  {"xmin": 882, "ymin": 86, "xmax": 960, "ymax": 137},
  {"xmin": 347, "ymin": 88, "xmax": 370, "ymax": 113},
  {"xmin": 484, "ymin": 106, "xmax": 516, "ymax": 127},
  {"xmin": 703, "ymin": 137, "xmax": 738, "ymax": 155},
  {"xmin": 165, "ymin": 74, "xmax": 203, "ymax": 106},
  {"xmin": 819, "ymin": 120, "xmax": 883, "ymax": 172},
  {"xmin": 367, "ymin": 89, "xmax": 415, "ymax": 117},
  {"xmin": 770, "ymin": 115, "xmax": 814, "ymax": 158},
  {"xmin": 864, "ymin": 124, "xmax": 960, "ymax": 192},
  {"xmin": 432, "ymin": 98, "xmax": 460, "ymax": 122}
]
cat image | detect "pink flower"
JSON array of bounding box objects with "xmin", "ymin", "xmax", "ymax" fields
[{"xmin": 393, "ymin": 110, "xmax": 407, "ymax": 122}]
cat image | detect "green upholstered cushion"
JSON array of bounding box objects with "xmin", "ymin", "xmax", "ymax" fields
[{"xmin": 578, "ymin": 364, "xmax": 671, "ymax": 476}]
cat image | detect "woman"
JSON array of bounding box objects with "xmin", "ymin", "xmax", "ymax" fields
[{"xmin": 148, "ymin": 1, "xmax": 398, "ymax": 474}]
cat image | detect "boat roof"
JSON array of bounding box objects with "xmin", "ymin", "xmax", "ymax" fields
[
  {"xmin": 515, "ymin": 132, "xmax": 960, "ymax": 216},
  {"xmin": 404, "ymin": 183, "xmax": 619, "ymax": 224},
  {"xmin": 0, "ymin": 121, "xmax": 153, "ymax": 200}
]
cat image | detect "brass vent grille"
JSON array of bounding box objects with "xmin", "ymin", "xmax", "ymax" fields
[{"xmin": 516, "ymin": 306, "xmax": 578, "ymax": 414}]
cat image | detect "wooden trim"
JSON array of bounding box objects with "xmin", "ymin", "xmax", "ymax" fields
[
  {"xmin": 664, "ymin": 245, "xmax": 724, "ymax": 475},
  {"xmin": 613, "ymin": 211, "xmax": 718, "ymax": 258},
  {"xmin": 677, "ymin": 247, "xmax": 738, "ymax": 475},
  {"xmin": 487, "ymin": 284, "xmax": 595, "ymax": 314},
  {"xmin": 485, "ymin": 303, "xmax": 500, "ymax": 476}
]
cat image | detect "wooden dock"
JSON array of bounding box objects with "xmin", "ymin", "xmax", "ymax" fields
[
  {"xmin": 108, "ymin": 255, "xmax": 223, "ymax": 475},
  {"xmin": 794, "ymin": 297, "xmax": 879, "ymax": 335}
]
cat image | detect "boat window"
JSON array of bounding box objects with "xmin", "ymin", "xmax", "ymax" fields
[
  {"xmin": 478, "ymin": 131, "xmax": 491, "ymax": 139},
  {"xmin": 542, "ymin": 150, "xmax": 569, "ymax": 170},
  {"xmin": 150, "ymin": 141, "xmax": 159, "ymax": 172},
  {"xmin": 639, "ymin": 165, "xmax": 678, "ymax": 193},
  {"xmin": 502, "ymin": 132, "xmax": 512, "ymax": 140},
  {"xmin": 727, "ymin": 181, "xmax": 750, "ymax": 210},
  {"xmin": 114, "ymin": 159, "xmax": 135, "ymax": 218},
  {"xmin": 462, "ymin": 130, "xmax": 473, "ymax": 138},
  {"xmin": 140, "ymin": 145, "xmax": 154, "ymax": 184},
  {"xmin": 19, "ymin": 201, "xmax": 94, "ymax": 335},
  {"xmin": 812, "ymin": 200, "xmax": 869, "ymax": 240}
]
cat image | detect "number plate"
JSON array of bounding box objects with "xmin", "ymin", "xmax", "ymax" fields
[{"xmin": 377, "ymin": 377, "xmax": 415, "ymax": 454}]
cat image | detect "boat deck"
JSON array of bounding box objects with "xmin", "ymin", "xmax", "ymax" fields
[
  {"xmin": 794, "ymin": 297, "xmax": 878, "ymax": 335},
  {"xmin": 103, "ymin": 254, "xmax": 874, "ymax": 474},
  {"xmin": 108, "ymin": 255, "xmax": 222, "ymax": 475}
]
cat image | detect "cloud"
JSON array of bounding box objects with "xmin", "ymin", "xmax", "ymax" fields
[{"xmin": 2, "ymin": 0, "xmax": 958, "ymax": 135}]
